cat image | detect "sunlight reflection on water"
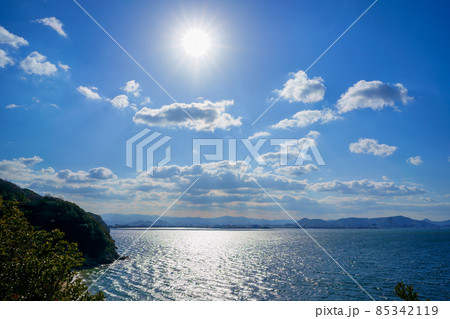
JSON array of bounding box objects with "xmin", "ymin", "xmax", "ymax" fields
[{"xmin": 81, "ymin": 228, "xmax": 450, "ymax": 301}]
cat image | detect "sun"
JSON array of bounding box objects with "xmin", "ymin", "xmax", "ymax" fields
[{"xmin": 182, "ymin": 28, "xmax": 211, "ymax": 57}]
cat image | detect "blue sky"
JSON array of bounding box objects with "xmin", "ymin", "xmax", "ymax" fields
[{"xmin": 0, "ymin": 0, "xmax": 449, "ymax": 220}]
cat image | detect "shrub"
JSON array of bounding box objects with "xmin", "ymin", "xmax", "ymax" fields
[{"xmin": 0, "ymin": 200, "xmax": 104, "ymax": 301}]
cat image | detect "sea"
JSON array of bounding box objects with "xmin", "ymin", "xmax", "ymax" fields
[{"xmin": 81, "ymin": 228, "xmax": 450, "ymax": 301}]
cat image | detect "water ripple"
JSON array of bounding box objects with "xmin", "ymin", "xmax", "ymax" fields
[{"xmin": 81, "ymin": 228, "xmax": 450, "ymax": 301}]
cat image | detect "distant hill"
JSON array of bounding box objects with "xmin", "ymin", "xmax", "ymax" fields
[
  {"xmin": 423, "ymin": 218, "xmax": 450, "ymax": 228},
  {"xmin": 102, "ymin": 213, "xmax": 448, "ymax": 229},
  {"xmin": 0, "ymin": 178, "xmax": 119, "ymax": 267},
  {"xmin": 102, "ymin": 213, "xmax": 295, "ymax": 228},
  {"xmin": 298, "ymin": 216, "xmax": 440, "ymax": 229}
]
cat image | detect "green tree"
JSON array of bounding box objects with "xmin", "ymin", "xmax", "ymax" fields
[
  {"xmin": 394, "ymin": 282, "xmax": 420, "ymax": 301},
  {"xmin": 0, "ymin": 200, "xmax": 105, "ymax": 300}
]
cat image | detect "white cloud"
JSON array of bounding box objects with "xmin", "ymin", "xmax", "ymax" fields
[
  {"xmin": 349, "ymin": 138, "xmax": 397, "ymax": 157},
  {"xmin": 261, "ymin": 131, "xmax": 322, "ymax": 167},
  {"xmin": 0, "ymin": 49, "xmax": 14, "ymax": 68},
  {"xmin": 109, "ymin": 94, "xmax": 130, "ymax": 108},
  {"xmin": 20, "ymin": 51, "xmax": 57, "ymax": 76},
  {"xmin": 407, "ymin": 156, "xmax": 423, "ymax": 166},
  {"xmin": 349, "ymin": 138, "xmax": 398, "ymax": 157},
  {"xmin": 0, "ymin": 156, "xmax": 43, "ymax": 181},
  {"xmin": 306, "ymin": 130, "xmax": 320, "ymax": 140},
  {"xmin": 141, "ymin": 96, "xmax": 152, "ymax": 105},
  {"xmin": 88, "ymin": 167, "xmax": 116, "ymax": 180},
  {"xmin": 275, "ymin": 164, "xmax": 318, "ymax": 176},
  {"xmin": 272, "ymin": 109, "xmax": 341, "ymax": 129},
  {"xmin": 274, "ymin": 70, "xmax": 325, "ymax": 103},
  {"xmin": 34, "ymin": 17, "xmax": 67, "ymax": 37},
  {"xmin": 57, "ymin": 167, "xmax": 117, "ymax": 183},
  {"xmin": 122, "ymin": 80, "xmax": 141, "ymax": 97},
  {"xmin": 309, "ymin": 179, "xmax": 425, "ymax": 196},
  {"xmin": 249, "ymin": 131, "xmax": 271, "ymax": 140},
  {"xmin": 58, "ymin": 62, "xmax": 70, "ymax": 71},
  {"xmin": 134, "ymin": 99, "xmax": 242, "ymax": 132},
  {"xmin": 77, "ymin": 86, "xmax": 101, "ymax": 100},
  {"xmin": 337, "ymin": 80, "xmax": 412, "ymax": 113},
  {"xmin": 17, "ymin": 156, "xmax": 44, "ymax": 166},
  {"xmin": 5, "ymin": 104, "xmax": 23, "ymax": 109},
  {"xmin": 0, "ymin": 26, "xmax": 28, "ymax": 48}
]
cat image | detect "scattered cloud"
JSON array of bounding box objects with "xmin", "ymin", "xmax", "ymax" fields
[
  {"xmin": 141, "ymin": 96, "xmax": 151, "ymax": 105},
  {"xmin": 5, "ymin": 104, "xmax": 23, "ymax": 109},
  {"xmin": 249, "ymin": 131, "xmax": 271, "ymax": 140},
  {"xmin": 20, "ymin": 51, "xmax": 57, "ymax": 76},
  {"xmin": 88, "ymin": 167, "xmax": 116, "ymax": 180},
  {"xmin": 34, "ymin": 17, "xmax": 67, "ymax": 37},
  {"xmin": 272, "ymin": 109, "xmax": 341, "ymax": 129},
  {"xmin": 274, "ymin": 164, "xmax": 318, "ymax": 176},
  {"xmin": 0, "ymin": 49, "xmax": 14, "ymax": 68},
  {"xmin": 122, "ymin": 80, "xmax": 141, "ymax": 97},
  {"xmin": 109, "ymin": 94, "xmax": 129, "ymax": 109},
  {"xmin": 309, "ymin": 179, "xmax": 425, "ymax": 196},
  {"xmin": 0, "ymin": 26, "xmax": 28, "ymax": 48},
  {"xmin": 407, "ymin": 156, "xmax": 423, "ymax": 166},
  {"xmin": 0, "ymin": 156, "xmax": 43, "ymax": 180},
  {"xmin": 57, "ymin": 167, "xmax": 117, "ymax": 183},
  {"xmin": 58, "ymin": 62, "xmax": 70, "ymax": 71},
  {"xmin": 134, "ymin": 99, "xmax": 242, "ymax": 132},
  {"xmin": 337, "ymin": 80, "xmax": 412, "ymax": 113},
  {"xmin": 306, "ymin": 130, "xmax": 320, "ymax": 140},
  {"xmin": 77, "ymin": 86, "xmax": 101, "ymax": 100},
  {"xmin": 349, "ymin": 138, "xmax": 397, "ymax": 157},
  {"xmin": 261, "ymin": 131, "xmax": 322, "ymax": 167},
  {"xmin": 18, "ymin": 156, "xmax": 43, "ymax": 166},
  {"xmin": 274, "ymin": 70, "xmax": 325, "ymax": 103},
  {"xmin": 76, "ymin": 84, "xmax": 139, "ymax": 108}
]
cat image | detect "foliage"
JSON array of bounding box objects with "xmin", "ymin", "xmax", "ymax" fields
[
  {"xmin": 0, "ymin": 200, "xmax": 105, "ymax": 300},
  {"xmin": 394, "ymin": 282, "xmax": 421, "ymax": 301},
  {"xmin": 0, "ymin": 178, "xmax": 118, "ymax": 266}
]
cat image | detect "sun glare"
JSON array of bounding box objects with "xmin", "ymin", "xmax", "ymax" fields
[{"xmin": 182, "ymin": 28, "xmax": 211, "ymax": 57}]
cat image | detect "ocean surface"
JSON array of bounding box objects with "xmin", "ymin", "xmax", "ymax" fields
[{"xmin": 81, "ymin": 228, "xmax": 450, "ymax": 301}]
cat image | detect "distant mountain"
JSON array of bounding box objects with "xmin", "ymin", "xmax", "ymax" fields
[
  {"xmin": 298, "ymin": 216, "xmax": 440, "ymax": 229},
  {"xmin": 102, "ymin": 213, "xmax": 448, "ymax": 229},
  {"xmin": 423, "ymin": 218, "xmax": 450, "ymax": 228},
  {"xmin": 102, "ymin": 213, "xmax": 295, "ymax": 228},
  {"xmin": 0, "ymin": 178, "xmax": 119, "ymax": 267}
]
